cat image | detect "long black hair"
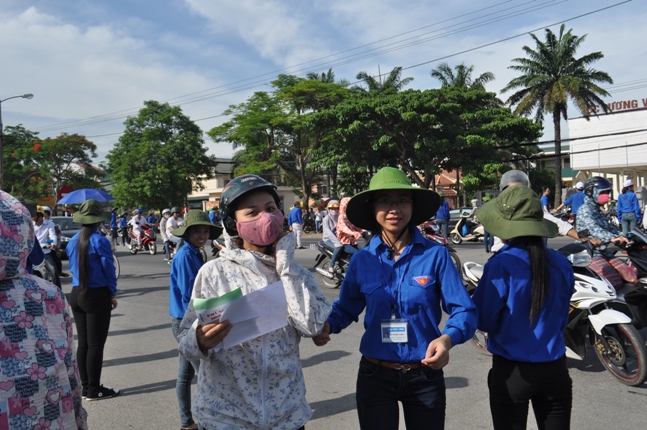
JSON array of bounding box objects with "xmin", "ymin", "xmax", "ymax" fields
[
  {"xmin": 523, "ymin": 236, "xmax": 548, "ymax": 322},
  {"xmin": 77, "ymin": 224, "xmax": 97, "ymax": 293}
]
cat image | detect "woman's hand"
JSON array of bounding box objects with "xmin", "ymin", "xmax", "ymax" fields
[
  {"xmin": 312, "ymin": 321, "xmax": 331, "ymax": 346},
  {"xmin": 421, "ymin": 334, "xmax": 452, "ymax": 369},
  {"xmin": 196, "ymin": 321, "xmax": 233, "ymax": 353},
  {"xmin": 612, "ymin": 236, "xmax": 630, "ymax": 246},
  {"xmin": 110, "ymin": 297, "xmax": 118, "ymax": 310}
]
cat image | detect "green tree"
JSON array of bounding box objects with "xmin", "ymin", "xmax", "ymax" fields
[
  {"xmin": 106, "ymin": 100, "xmax": 217, "ymax": 210},
  {"xmin": 430, "ymin": 62, "xmax": 495, "ymax": 90},
  {"xmin": 355, "ymin": 66, "xmax": 414, "ymax": 93},
  {"xmin": 501, "ymin": 24, "xmax": 613, "ymax": 205},
  {"xmin": 2, "ymin": 125, "xmax": 45, "ymax": 199},
  {"xmin": 35, "ymin": 133, "xmax": 99, "ymax": 212}
]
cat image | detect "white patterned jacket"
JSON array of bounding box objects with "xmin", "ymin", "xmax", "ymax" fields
[{"xmin": 178, "ymin": 232, "xmax": 331, "ymax": 430}]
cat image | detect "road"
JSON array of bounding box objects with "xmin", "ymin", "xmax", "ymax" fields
[{"xmin": 60, "ymin": 234, "xmax": 647, "ymax": 429}]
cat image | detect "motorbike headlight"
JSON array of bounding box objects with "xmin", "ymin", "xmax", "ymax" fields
[
  {"xmin": 60, "ymin": 236, "xmax": 70, "ymax": 243},
  {"xmin": 567, "ymin": 250, "xmax": 591, "ymax": 267}
]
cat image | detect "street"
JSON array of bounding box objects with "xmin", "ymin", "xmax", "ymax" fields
[{"xmin": 62, "ymin": 234, "xmax": 647, "ymax": 429}]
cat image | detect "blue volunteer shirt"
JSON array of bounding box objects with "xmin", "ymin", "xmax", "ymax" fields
[
  {"xmin": 472, "ymin": 240, "xmax": 574, "ymax": 362},
  {"xmin": 617, "ymin": 190, "xmax": 642, "ymax": 223},
  {"xmin": 288, "ymin": 206, "xmax": 303, "ymax": 226},
  {"xmin": 67, "ymin": 227, "xmax": 118, "ymax": 295},
  {"xmin": 209, "ymin": 211, "xmax": 217, "ymax": 224},
  {"xmin": 563, "ymin": 191, "xmax": 585, "ymax": 215},
  {"xmin": 327, "ymin": 226, "xmax": 477, "ymax": 363},
  {"xmin": 435, "ymin": 200, "xmax": 450, "ymax": 220},
  {"xmin": 118, "ymin": 216, "xmax": 127, "ymax": 229},
  {"xmin": 541, "ymin": 195, "xmax": 551, "ymax": 212},
  {"xmin": 110, "ymin": 211, "xmax": 117, "ymax": 229},
  {"xmin": 169, "ymin": 241, "xmax": 204, "ymax": 319}
]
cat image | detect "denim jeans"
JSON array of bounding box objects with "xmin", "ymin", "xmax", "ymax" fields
[
  {"xmin": 355, "ymin": 357, "xmax": 446, "ymax": 430},
  {"xmin": 621, "ymin": 212, "xmax": 637, "ymax": 236},
  {"xmin": 164, "ymin": 240, "xmax": 172, "ymax": 258},
  {"xmin": 483, "ymin": 230, "xmax": 494, "ymax": 252},
  {"xmin": 172, "ymin": 318, "xmax": 200, "ymax": 428},
  {"xmin": 435, "ymin": 218, "xmax": 449, "ymax": 240},
  {"xmin": 325, "ymin": 241, "xmax": 358, "ymax": 268}
]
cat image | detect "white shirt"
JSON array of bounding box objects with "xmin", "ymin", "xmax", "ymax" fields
[
  {"xmin": 33, "ymin": 220, "xmax": 57, "ymax": 255},
  {"xmin": 128, "ymin": 215, "xmax": 144, "ymax": 231},
  {"xmin": 166, "ymin": 216, "xmax": 183, "ymax": 238}
]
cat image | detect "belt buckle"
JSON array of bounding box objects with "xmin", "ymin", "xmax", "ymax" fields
[{"xmin": 393, "ymin": 363, "xmax": 411, "ymax": 373}]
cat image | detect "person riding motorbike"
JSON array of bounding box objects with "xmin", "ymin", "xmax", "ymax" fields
[
  {"xmin": 166, "ymin": 207, "xmax": 184, "ymax": 257},
  {"xmin": 322, "ymin": 199, "xmax": 358, "ymax": 275},
  {"xmin": 129, "ymin": 208, "xmax": 145, "ymax": 249},
  {"xmin": 160, "ymin": 208, "xmax": 172, "ymax": 261},
  {"xmin": 576, "ymin": 177, "xmax": 633, "ymax": 287},
  {"xmin": 337, "ymin": 197, "xmax": 366, "ymax": 248}
]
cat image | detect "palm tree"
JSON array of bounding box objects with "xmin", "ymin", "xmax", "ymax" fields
[
  {"xmin": 355, "ymin": 66, "xmax": 413, "ymax": 92},
  {"xmin": 306, "ymin": 68, "xmax": 350, "ymax": 87},
  {"xmin": 430, "ymin": 62, "xmax": 495, "ymax": 90},
  {"xmin": 501, "ymin": 24, "xmax": 612, "ymax": 205}
]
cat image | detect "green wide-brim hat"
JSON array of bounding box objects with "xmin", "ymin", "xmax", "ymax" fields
[
  {"xmin": 477, "ymin": 185, "xmax": 558, "ymax": 240},
  {"xmin": 346, "ymin": 167, "xmax": 441, "ymax": 230},
  {"xmin": 172, "ymin": 210, "xmax": 223, "ymax": 240},
  {"xmin": 73, "ymin": 199, "xmax": 106, "ymax": 225}
]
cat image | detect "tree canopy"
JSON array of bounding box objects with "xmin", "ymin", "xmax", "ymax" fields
[
  {"xmin": 106, "ymin": 100, "xmax": 217, "ymax": 210},
  {"xmin": 430, "ymin": 62, "xmax": 495, "ymax": 91}
]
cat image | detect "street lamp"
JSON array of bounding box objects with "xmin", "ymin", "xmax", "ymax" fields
[{"xmin": 0, "ymin": 93, "xmax": 34, "ymax": 190}]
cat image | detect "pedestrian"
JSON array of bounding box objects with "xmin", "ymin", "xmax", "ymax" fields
[
  {"xmin": 480, "ymin": 194, "xmax": 494, "ymax": 253},
  {"xmin": 472, "ymin": 185, "xmax": 574, "ymax": 430},
  {"xmin": 177, "ymin": 174, "xmax": 331, "ymax": 429},
  {"xmin": 16, "ymin": 196, "xmax": 45, "ymax": 274},
  {"xmin": 170, "ymin": 210, "xmax": 222, "ymax": 430},
  {"xmin": 552, "ymin": 182, "xmax": 586, "ymax": 228},
  {"xmin": 66, "ymin": 199, "xmax": 120, "ymax": 400},
  {"xmin": 41, "ymin": 205, "xmax": 66, "ymax": 277},
  {"xmin": 288, "ymin": 200, "xmax": 305, "ymax": 249},
  {"xmin": 166, "ymin": 207, "xmax": 184, "ymax": 257},
  {"xmin": 32, "ymin": 211, "xmax": 61, "ymax": 288},
  {"xmin": 434, "ymin": 198, "xmax": 450, "ymax": 240},
  {"xmin": 312, "ymin": 167, "xmax": 477, "ymax": 430},
  {"xmin": 0, "ymin": 191, "xmax": 88, "ymax": 428},
  {"xmin": 540, "ymin": 186, "xmax": 551, "ymax": 212},
  {"xmin": 617, "ymin": 179, "xmax": 642, "ymax": 237},
  {"xmin": 160, "ymin": 208, "xmax": 171, "ymax": 260},
  {"xmin": 315, "ymin": 207, "xmax": 323, "ymax": 233},
  {"xmin": 118, "ymin": 212, "xmax": 128, "ymax": 245},
  {"xmin": 110, "ymin": 208, "xmax": 119, "ymax": 249},
  {"xmin": 208, "ymin": 207, "xmax": 218, "ymax": 224}
]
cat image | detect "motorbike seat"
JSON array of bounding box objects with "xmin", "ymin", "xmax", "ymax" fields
[{"xmin": 319, "ymin": 240, "xmax": 335, "ymax": 252}]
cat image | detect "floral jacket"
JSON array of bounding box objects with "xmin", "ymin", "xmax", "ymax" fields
[
  {"xmin": 337, "ymin": 198, "xmax": 363, "ymax": 246},
  {"xmin": 0, "ymin": 191, "xmax": 87, "ymax": 430},
  {"xmin": 178, "ymin": 232, "xmax": 331, "ymax": 430}
]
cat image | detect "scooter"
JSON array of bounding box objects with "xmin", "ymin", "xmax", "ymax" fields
[
  {"xmin": 128, "ymin": 224, "xmax": 157, "ymax": 255},
  {"xmin": 462, "ymin": 241, "xmax": 647, "ymax": 386},
  {"xmin": 449, "ymin": 214, "xmax": 484, "ymax": 245},
  {"xmin": 313, "ymin": 233, "xmax": 372, "ymax": 289}
]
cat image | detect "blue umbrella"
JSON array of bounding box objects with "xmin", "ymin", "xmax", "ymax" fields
[{"xmin": 57, "ymin": 188, "xmax": 115, "ymax": 204}]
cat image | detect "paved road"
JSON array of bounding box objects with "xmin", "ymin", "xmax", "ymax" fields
[{"xmin": 61, "ymin": 235, "xmax": 647, "ymax": 429}]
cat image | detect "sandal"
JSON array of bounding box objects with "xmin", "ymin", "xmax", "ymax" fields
[{"xmin": 181, "ymin": 424, "xmax": 198, "ymax": 430}]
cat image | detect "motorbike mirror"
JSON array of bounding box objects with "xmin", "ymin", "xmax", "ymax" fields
[
  {"xmin": 577, "ymin": 229, "xmax": 590, "ymax": 239},
  {"xmin": 630, "ymin": 228, "xmax": 647, "ymax": 245}
]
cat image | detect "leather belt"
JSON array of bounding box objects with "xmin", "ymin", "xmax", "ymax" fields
[{"xmin": 364, "ymin": 356, "xmax": 422, "ymax": 373}]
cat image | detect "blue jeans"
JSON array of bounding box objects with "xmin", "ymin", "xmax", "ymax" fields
[
  {"xmin": 315, "ymin": 220, "xmax": 321, "ymax": 233},
  {"xmin": 326, "ymin": 241, "xmax": 358, "ymax": 268},
  {"xmin": 436, "ymin": 218, "xmax": 449, "ymax": 240},
  {"xmin": 172, "ymin": 318, "xmax": 200, "ymax": 428},
  {"xmin": 355, "ymin": 357, "xmax": 446, "ymax": 430},
  {"xmin": 164, "ymin": 240, "xmax": 171, "ymax": 258},
  {"xmin": 621, "ymin": 212, "xmax": 637, "ymax": 236},
  {"xmin": 483, "ymin": 230, "xmax": 494, "ymax": 252}
]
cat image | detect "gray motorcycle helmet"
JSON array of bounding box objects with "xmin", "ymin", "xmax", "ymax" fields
[{"xmin": 500, "ymin": 170, "xmax": 530, "ymax": 190}]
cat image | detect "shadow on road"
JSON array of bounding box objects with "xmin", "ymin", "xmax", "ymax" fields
[
  {"xmin": 109, "ymin": 322, "xmax": 170, "ymax": 337},
  {"xmin": 301, "ymin": 350, "xmax": 352, "ymax": 368},
  {"xmin": 103, "ymin": 348, "xmax": 177, "ymax": 368},
  {"xmin": 116, "ymin": 285, "xmax": 169, "ymax": 297},
  {"xmin": 310, "ymin": 392, "xmax": 356, "ymax": 420},
  {"xmin": 445, "ymin": 376, "xmax": 469, "ymax": 389},
  {"xmin": 120, "ymin": 379, "xmax": 177, "ymax": 396}
]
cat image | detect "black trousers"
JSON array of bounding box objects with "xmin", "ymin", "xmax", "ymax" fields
[
  {"xmin": 44, "ymin": 252, "xmax": 61, "ymax": 288},
  {"xmin": 488, "ymin": 355, "xmax": 572, "ymax": 430},
  {"xmin": 69, "ymin": 286, "xmax": 112, "ymax": 397}
]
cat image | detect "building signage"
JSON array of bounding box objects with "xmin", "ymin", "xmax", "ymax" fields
[{"xmin": 590, "ymin": 97, "xmax": 647, "ymax": 114}]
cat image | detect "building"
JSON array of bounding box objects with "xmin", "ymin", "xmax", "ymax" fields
[{"xmin": 569, "ymin": 97, "xmax": 647, "ymax": 200}]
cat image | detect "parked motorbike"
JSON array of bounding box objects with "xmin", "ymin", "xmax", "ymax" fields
[
  {"xmin": 303, "ymin": 218, "xmax": 316, "ymax": 234},
  {"xmin": 128, "ymin": 224, "xmax": 157, "ymax": 255},
  {"xmin": 420, "ymin": 220, "xmax": 462, "ymax": 274},
  {"xmin": 449, "ymin": 214, "xmax": 484, "ymax": 245},
  {"xmin": 313, "ymin": 233, "xmax": 372, "ymax": 289},
  {"xmin": 462, "ymin": 241, "xmax": 647, "ymax": 386}
]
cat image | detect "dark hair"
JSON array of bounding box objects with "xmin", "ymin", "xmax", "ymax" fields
[
  {"xmin": 542, "ymin": 186, "xmax": 550, "ymax": 193},
  {"xmin": 621, "ymin": 187, "xmax": 629, "ymax": 194},
  {"xmin": 523, "ymin": 236, "xmax": 548, "ymax": 322},
  {"xmin": 77, "ymin": 224, "xmax": 97, "ymax": 293}
]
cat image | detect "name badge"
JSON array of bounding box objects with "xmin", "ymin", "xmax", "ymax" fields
[{"xmin": 380, "ymin": 319, "xmax": 408, "ymax": 343}]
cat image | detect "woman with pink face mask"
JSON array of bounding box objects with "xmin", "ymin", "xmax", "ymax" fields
[
  {"xmin": 176, "ymin": 174, "xmax": 331, "ymax": 430},
  {"xmin": 576, "ymin": 177, "xmax": 632, "ymax": 287}
]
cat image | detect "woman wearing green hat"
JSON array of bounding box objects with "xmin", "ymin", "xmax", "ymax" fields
[
  {"xmin": 471, "ymin": 185, "xmax": 574, "ymax": 430},
  {"xmin": 169, "ymin": 210, "xmax": 222, "ymax": 430},
  {"xmin": 312, "ymin": 167, "xmax": 477, "ymax": 429},
  {"xmin": 66, "ymin": 199, "xmax": 120, "ymax": 400}
]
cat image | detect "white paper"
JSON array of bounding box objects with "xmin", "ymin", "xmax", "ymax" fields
[{"xmin": 217, "ymin": 281, "xmax": 288, "ymax": 350}]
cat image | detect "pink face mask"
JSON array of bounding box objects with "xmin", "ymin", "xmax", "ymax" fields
[
  {"xmin": 236, "ymin": 210, "xmax": 284, "ymax": 246},
  {"xmin": 597, "ymin": 193, "xmax": 610, "ymax": 205}
]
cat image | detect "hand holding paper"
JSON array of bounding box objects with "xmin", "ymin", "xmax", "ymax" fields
[{"xmin": 196, "ymin": 320, "xmax": 233, "ymax": 353}]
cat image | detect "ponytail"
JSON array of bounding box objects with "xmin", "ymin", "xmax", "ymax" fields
[
  {"xmin": 77, "ymin": 224, "xmax": 96, "ymax": 293},
  {"xmin": 523, "ymin": 236, "xmax": 548, "ymax": 322}
]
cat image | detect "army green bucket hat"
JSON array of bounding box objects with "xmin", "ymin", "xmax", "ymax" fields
[
  {"xmin": 73, "ymin": 199, "xmax": 106, "ymax": 225},
  {"xmin": 346, "ymin": 167, "xmax": 441, "ymax": 230},
  {"xmin": 171, "ymin": 210, "xmax": 222, "ymax": 240},
  {"xmin": 476, "ymin": 185, "xmax": 558, "ymax": 240}
]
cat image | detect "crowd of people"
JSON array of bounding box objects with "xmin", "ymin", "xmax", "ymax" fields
[{"xmin": 1, "ymin": 166, "xmax": 645, "ymax": 430}]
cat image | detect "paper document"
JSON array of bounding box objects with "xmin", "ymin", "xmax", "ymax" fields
[
  {"xmin": 193, "ymin": 288, "xmax": 243, "ymax": 326},
  {"xmin": 218, "ymin": 281, "xmax": 288, "ymax": 350}
]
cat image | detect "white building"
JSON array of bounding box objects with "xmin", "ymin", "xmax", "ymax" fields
[{"xmin": 569, "ymin": 97, "xmax": 647, "ymax": 201}]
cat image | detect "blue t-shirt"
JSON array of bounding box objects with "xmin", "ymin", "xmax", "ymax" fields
[
  {"xmin": 110, "ymin": 212, "xmax": 117, "ymax": 229},
  {"xmin": 288, "ymin": 206, "xmax": 303, "ymax": 226},
  {"xmin": 541, "ymin": 195, "xmax": 551, "ymax": 212},
  {"xmin": 169, "ymin": 241, "xmax": 204, "ymax": 319},
  {"xmin": 563, "ymin": 191, "xmax": 585, "ymax": 215},
  {"xmin": 67, "ymin": 228, "xmax": 118, "ymax": 295},
  {"xmin": 435, "ymin": 200, "xmax": 450, "ymax": 220},
  {"xmin": 472, "ymin": 240, "xmax": 574, "ymax": 362}
]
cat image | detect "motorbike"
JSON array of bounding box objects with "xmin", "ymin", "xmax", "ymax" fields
[
  {"xmin": 419, "ymin": 220, "xmax": 462, "ymax": 274},
  {"xmin": 303, "ymin": 218, "xmax": 316, "ymax": 234},
  {"xmin": 314, "ymin": 233, "xmax": 372, "ymax": 289},
  {"xmin": 553, "ymin": 204, "xmax": 574, "ymax": 225},
  {"xmin": 462, "ymin": 241, "xmax": 647, "ymax": 386},
  {"xmin": 449, "ymin": 213, "xmax": 484, "ymax": 245},
  {"xmin": 127, "ymin": 224, "xmax": 157, "ymax": 255}
]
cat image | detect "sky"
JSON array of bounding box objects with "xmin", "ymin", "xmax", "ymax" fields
[{"xmin": 1, "ymin": 0, "xmax": 645, "ymax": 165}]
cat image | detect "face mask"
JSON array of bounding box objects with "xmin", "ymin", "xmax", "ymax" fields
[
  {"xmin": 597, "ymin": 193, "xmax": 610, "ymax": 205},
  {"xmin": 329, "ymin": 209, "xmax": 339, "ymax": 217},
  {"xmin": 164, "ymin": 214, "xmax": 170, "ymax": 219},
  {"xmin": 236, "ymin": 210, "xmax": 284, "ymax": 246}
]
